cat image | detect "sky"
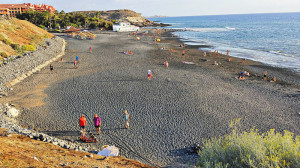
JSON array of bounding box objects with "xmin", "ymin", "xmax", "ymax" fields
[{"xmin": 2, "ymin": 0, "xmax": 300, "ymax": 17}]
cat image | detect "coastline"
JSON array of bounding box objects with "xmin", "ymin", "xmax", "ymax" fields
[
  {"xmin": 0, "ymin": 29, "xmax": 299, "ymax": 167},
  {"xmin": 161, "ymin": 30, "xmax": 300, "ymax": 88}
]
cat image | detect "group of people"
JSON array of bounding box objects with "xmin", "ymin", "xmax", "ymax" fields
[
  {"xmin": 49, "ymin": 47, "xmax": 94, "ymax": 73},
  {"xmin": 79, "ymin": 110, "xmax": 130, "ymax": 136}
]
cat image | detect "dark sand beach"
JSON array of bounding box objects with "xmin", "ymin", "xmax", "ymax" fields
[{"xmin": 1, "ymin": 29, "xmax": 299, "ymax": 167}]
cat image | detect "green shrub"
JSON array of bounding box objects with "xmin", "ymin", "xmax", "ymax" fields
[
  {"xmin": 43, "ymin": 34, "xmax": 49, "ymax": 38},
  {"xmin": 39, "ymin": 25, "xmax": 46, "ymax": 29},
  {"xmin": 10, "ymin": 44, "xmax": 20, "ymax": 50},
  {"xmin": 22, "ymin": 44, "xmax": 36, "ymax": 51},
  {"xmin": 197, "ymin": 119, "xmax": 300, "ymax": 168}
]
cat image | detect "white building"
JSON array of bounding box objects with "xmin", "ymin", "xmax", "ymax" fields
[{"xmin": 113, "ymin": 22, "xmax": 140, "ymax": 32}]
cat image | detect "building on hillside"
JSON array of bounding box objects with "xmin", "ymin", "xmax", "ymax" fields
[
  {"xmin": 0, "ymin": 8, "xmax": 9, "ymax": 16},
  {"xmin": 113, "ymin": 22, "xmax": 140, "ymax": 32},
  {"xmin": 0, "ymin": 3, "xmax": 55, "ymax": 17},
  {"xmin": 28, "ymin": 3, "xmax": 55, "ymax": 13}
]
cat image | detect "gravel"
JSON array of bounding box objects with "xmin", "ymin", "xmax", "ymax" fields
[
  {"xmin": 2, "ymin": 32, "xmax": 299, "ymax": 167},
  {"xmin": 0, "ymin": 35, "xmax": 93, "ymax": 157},
  {"xmin": 0, "ymin": 37, "xmax": 64, "ymax": 93}
]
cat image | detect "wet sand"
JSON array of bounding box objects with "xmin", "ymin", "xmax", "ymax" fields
[{"xmin": 1, "ymin": 30, "xmax": 299, "ymax": 167}]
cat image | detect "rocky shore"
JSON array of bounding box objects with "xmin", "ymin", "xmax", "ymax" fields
[
  {"xmin": 0, "ymin": 36, "xmax": 97, "ymax": 154},
  {"xmin": 0, "ymin": 37, "xmax": 64, "ymax": 93}
]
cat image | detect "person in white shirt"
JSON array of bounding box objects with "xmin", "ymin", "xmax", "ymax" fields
[{"xmin": 147, "ymin": 70, "xmax": 152, "ymax": 80}]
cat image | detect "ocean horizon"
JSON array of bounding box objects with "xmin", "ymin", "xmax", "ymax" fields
[{"xmin": 149, "ymin": 12, "xmax": 300, "ymax": 73}]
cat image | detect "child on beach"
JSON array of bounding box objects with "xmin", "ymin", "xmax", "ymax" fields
[
  {"xmin": 93, "ymin": 114, "xmax": 101, "ymax": 135},
  {"xmin": 76, "ymin": 56, "xmax": 79, "ymax": 62},
  {"xmin": 204, "ymin": 52, "xmax": 207, "ymax": 57},
  {"xmin": 89, "ymin": 47, "xmax": 92, "ymax": 53},
  {"xmin": 182, "ymin": 50, "xmax": 185, "ymax": 57},
  {"xmin": 270, "ymin": 77, "xmax": 277, "ymax": 82},
  {"xmin": 124, "ymin": 110, "xmax": 130, "ymax": 129},
  {"xmin": 147, "ymin": 69, "xmax": 152, "ymax": 80}
]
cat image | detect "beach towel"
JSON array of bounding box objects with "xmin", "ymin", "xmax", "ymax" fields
[{"xmin": 97, "ymin": 146, "xmax": 119, "ymax": 157}]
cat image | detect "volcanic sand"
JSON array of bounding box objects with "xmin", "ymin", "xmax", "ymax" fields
[{"xmin": 2, "ymin": 31, "xmax": 300, "ymax": 166}]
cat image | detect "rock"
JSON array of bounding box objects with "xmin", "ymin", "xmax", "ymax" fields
[
  {"xmin": 5, "ymin": 106, "xmax": 19, "ymax": 118},
  {"xmin": 39, "ymin": 134, "xmax": 45, "ymax": 141},
  {"xmin": 33, "ymin": 156, "xmax": 38, "ymax": 161},
  {"xmin": 52, "ymin": 141, "xmax": 58, "ymax": 146},
  {"xmin": 88, "ymin": 154, "xmax": 93, "ymax": 158},
  {"xmin": 63, "ymin": 144, "xmax": 70, "ymax": 149},
  {"xmin": 0, "ymin": 92, "xmax": 7, "ymax": 97}
]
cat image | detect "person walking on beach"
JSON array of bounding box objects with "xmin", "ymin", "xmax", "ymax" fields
[
  {"xmin": 264, "ymin": 70, "xmax": 268, "ymax": 80},
  {"xmin": 93, "ymin": 114, "xmax": 101, "ymax": 135},
  {"xmin": 227, "ymin": 50, "xmax": 229, "ymax": 56},
  {"xmin": 164, "ymin": 61, "xmax": 169, "ymax": 68},
  {"xmin": 182, "ymin": 50, "xmax": 185, "ymax": 57},
  {"xmin": 74, "ymin": 60, "xmax": 77, "ymax": 69},
  {"xmin": 76, "ymin": 56, "xmax": 79, "ymax": 62},
  {"xmin": 124, "ymin": 110, "xmax": 130, "ymax": 129},
  {"xmin": 89, "ymin": 47, "xmax": 92, "ymax": 53},
  {"xmin": 147, "ymin": 69, "xmax": 152, "ymax": 80},
  {"xmin": 50, "ymin": 64, "xmax": 54, "ymax": 73},
  {"xmin": 79, "ymin": 114, "xmax": 87, "ymax": 136}
]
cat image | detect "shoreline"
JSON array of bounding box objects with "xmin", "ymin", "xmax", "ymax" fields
[
  {"xmin": 0, "ymin": 29, "xmax": 299, "ymax": 167},
  {"xmin": 160, "ymin": 29, "xmax": 300, "ymax": 89}
]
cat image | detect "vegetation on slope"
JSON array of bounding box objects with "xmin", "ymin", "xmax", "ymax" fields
[
  {"xmin": 16, "ymin": 10, "xmax": 114, "ymax": 31},
  {"xmin": 197, "ymin": 119, "xmax": 300, "ymax": 168},
  {"xmin": 0, "ymin": 17, "xmax": 53, "ymax": 60}
]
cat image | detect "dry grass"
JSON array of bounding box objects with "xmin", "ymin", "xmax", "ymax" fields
[
  {"xmin": 0, "ymin": 18, "xmax": 53, "ymax": 57},
  {"xmin": 0, "ymin": 132, "xmax": 152, "ymax": 168}
]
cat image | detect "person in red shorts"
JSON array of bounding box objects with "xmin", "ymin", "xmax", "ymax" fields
[
  {"xmin": 147, "ymin": 69, "xmax": 152, "ymax": 80},
  {"xmin": 79, "ymin": 114, "xmax": 87, "ymax": 136}
]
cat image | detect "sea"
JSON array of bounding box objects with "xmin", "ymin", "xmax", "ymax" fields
[{"xmin": 149, "ymin": 13, "xmax": 300, "ymax": 73}]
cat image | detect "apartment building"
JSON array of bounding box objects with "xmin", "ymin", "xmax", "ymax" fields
[{"xmin": 0, "ymin": 3, "xmax": 55, "ymax": 17}]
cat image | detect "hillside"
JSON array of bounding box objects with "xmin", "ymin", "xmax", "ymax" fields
[
  {"xmin": 0, "ymin": 17, "xmax": 53, "ymax": 60},
  {"xmin": 70, "ymin": 9, "xmax": 167, "ymax": 27},
  {"xmin": 0, "ymin": 129, "xmax": 152, "ymax": 168}
]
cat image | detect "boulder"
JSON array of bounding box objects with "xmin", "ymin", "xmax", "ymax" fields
[{"xmin": 5, "ymin": 105, "xmax": 19, "ymax": 118}]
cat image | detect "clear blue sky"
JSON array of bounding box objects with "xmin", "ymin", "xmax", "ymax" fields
[{"xmin": 2, "ymin": 0, "xmax": 300, "ymax": 16}]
